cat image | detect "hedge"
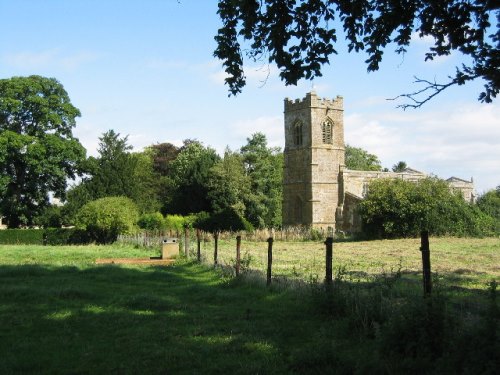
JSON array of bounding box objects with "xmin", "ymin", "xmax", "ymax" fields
[
  {"xmin": 0, "ymin": 228, "xmax": 90, "ymax": 245},
  {"xmin": 0, "ymin": 229, "xmax": 44, "ymax": 244}
]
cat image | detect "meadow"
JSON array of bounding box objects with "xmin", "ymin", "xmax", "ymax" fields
[
  {"xmin": 1, "ymin": 237, "xmax": 498, "ymax": 374},
  {"xmin": 194, "ymin": 236, "xmax": 499, "ymax": 290}
]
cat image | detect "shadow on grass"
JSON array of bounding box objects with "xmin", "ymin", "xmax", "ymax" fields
[
  {"xmin": 0, "ymin": 261, "xmax": 358, "ymax": 374},
  {"xmin": 0, "ymin": 261, "xmax": 497, "ymax": 374}
]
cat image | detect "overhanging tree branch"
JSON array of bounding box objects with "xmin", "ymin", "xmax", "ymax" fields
[{"xmin": 214, "ymin": 0, "xmax": 499, "ymax": 106}]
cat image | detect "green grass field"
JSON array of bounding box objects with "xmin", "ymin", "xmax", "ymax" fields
[
  {"xmin": 196, "ymin": 236, "xmax": 499, "ymax": 289},
  {"xmin": 1, "ymin": 238, "xmax": 498, "ymax": 374}
]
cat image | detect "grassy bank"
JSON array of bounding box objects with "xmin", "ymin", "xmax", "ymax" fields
[{"xmin": 0, "ymin": 239, "xmax": 498, "ymax": 373}]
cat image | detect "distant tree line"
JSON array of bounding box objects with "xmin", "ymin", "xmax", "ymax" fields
[
  {"xmin": 58, "ymin": 130, "xmax": 283, "ymax": 235},
  {"xmin": 1, "ymin": 75, "xmax": 498, "ymax": 241}
]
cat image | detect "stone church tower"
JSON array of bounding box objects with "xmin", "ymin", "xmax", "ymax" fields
[
  {"xmin": 282, "ymin": 91, "xmax": 475, "ymax": 233},
  {"xmin": 282, "ymin": 91, "xmax": 345, "ymax": 230}
]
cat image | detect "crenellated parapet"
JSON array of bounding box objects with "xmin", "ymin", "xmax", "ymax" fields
[{"xmin": 284, "ymin": 91, "xmax": 343, "ymax": 112}]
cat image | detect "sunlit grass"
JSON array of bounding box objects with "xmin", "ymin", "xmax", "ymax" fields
[
  {"xmin": 207, "ymin": 237, "xmax": 499, "ymax": 289},
  {"xmin": 0, "ymin": 238, "xmax": 498, "ymax": 373}
]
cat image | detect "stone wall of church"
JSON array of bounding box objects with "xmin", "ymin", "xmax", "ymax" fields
[
  {"xmin": 283, "ymin": 91, "xmax": 345, "ymax": 230},
  {"xmin": 282, "ymin": 92, "xmax": 475, "ymax": 234}
]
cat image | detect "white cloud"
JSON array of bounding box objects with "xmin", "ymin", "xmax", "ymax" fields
[
  {"xmin": 3, "ymin": 49, "xmax": 100, "ymax": 71},
  {"xmin": 345, "ymin": 102, "xmax": 500, "ymax": 192}
]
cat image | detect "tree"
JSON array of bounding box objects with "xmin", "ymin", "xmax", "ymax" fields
[
  {"xmin": 476, "ymin": 186, "xmax": 500, "ymax": 233},
  {"xmin": 359, "ymin": 177, "xmax": 495, "ymax": 238},
  {"xmin": 240, "ymin": 133, "xmax": 283, "ymax": 228},
  {"xmin": 149, "ymin": 142, "xmax": 181, "ymax": 176},
  {"xmin": 214, "ymin": 1, "xmax": 498, "ymax": 106},
  {"xmin": 206, "ymin": 148, "xmax": 251, "ymax": 216},
  {"xmin": 392, "ymin": 161, "xmax": 408, "ymax": 172},
  {"xmin": 0, "ymin": 76, "xmax": 86, "ymax": 228},
  {"xmin": 64, "ymin": 130, "xmax": 160, "ymax": 219},
  {"xmin": 345, "ymin": 145, "xmax": 382, "ymax": 171},
  {"xmin": 86, "ymin": 130, "xmax": 135, "ymax": 199},
  {"xmin": 75, "ymin": 196, "xmax": 139, "ymax": 244},
  {"xmin": 165, "ymin": 140, "xmax": 220, "ymax": 215}
]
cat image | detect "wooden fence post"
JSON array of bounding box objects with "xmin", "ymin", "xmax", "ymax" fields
[
  {"xmin": 214, "ymin": 232, "xmax": 219, "ymax": 266},
  {"xmin": 325, "ymin": 237, "xmax": 334, "ymax": 284},
  {"xmin": 235, "ymin": 235, "xmax": 241, "ymax": 276},
  {"xmin": 184, "ymin": 227, "xmax": 189, "ymax": 257},
  {"xmin": 267, "ymin": 237, "xmax": 273, "ymax": 286},
  {"xmin": 196, "ymin": 229, "xmax": 201, "ymax": 262},
  {"xmin": 420, "ymin": 231, "xmax": 432, "ymax": 296}
]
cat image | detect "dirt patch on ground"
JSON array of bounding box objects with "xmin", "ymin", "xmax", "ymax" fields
[{"xmin": 95, "ymin": 257, "xmax": 175, "ymax": 266}]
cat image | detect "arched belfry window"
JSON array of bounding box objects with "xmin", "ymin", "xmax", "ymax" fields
[
  {"xmin": 322, "ymin": 119, "xmax": 333, "ymax": 144},
  {"xmin": 293, "ymin": 121, "xmax": 303, "ymax": 146}
]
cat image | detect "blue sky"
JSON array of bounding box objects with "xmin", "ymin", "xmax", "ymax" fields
[{"xmin": 1, "ymin": 0, "xmax": 498, "ymax": 193}]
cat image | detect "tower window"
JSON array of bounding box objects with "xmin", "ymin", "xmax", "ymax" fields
[
  {"xmin": 293, "ymin": 121, "xmax": 303, "ymax": 146},
  {"xmin": 322, "ymin": 119, "xmax": 333, "ymax": 144}
]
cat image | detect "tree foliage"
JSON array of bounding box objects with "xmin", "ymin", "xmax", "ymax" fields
[
  {"xmin": 476, "ymin": 186, "xmax": 500, "ymax": 232},
  {"xmin": 64, "ymin": 130, "xmax": 160, "ymax": 221},
  {"xmin": 149, "ymin": 142, "xmax": 181, "ymax": 176},
  {"xmin": 207, "ymin": 148, "xmax": 251, "ymax": 216},
  {"xmin": 194, "ymin": 208, "xmax": 254, "ymax": 233},
  {"xmin": 137, "ymin": 212, "xmax": 166, "ymax": 231},
  {"xmin": 214, "ymin": 0, "xmax": 499, "ymax": 106},
  {"xmin": 359, "ymin": 177, "xmax": 495, "ymax": 238},
  {"xmin": 0, "ymin": 76, "xmax": 86, "ymax": 228},
  {"xmin": 165, "ymin": 140, "xmax": 221, "ymax": 215},
  {"xmin": 392, "ymin": 161, "xmax": 408, "ymax": 172},
  {"xmin": 240, "ymin": 133, "xmax": 283, "ymax": 228},
  {"xmin": 75, "ymin": 196, "xmax": 139, "ymax": 244},
  {"xmin": 345, "ymin": 144, "xmax": 382, "ymax": 171}
]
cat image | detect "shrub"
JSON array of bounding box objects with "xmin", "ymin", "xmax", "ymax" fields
[
  {"xmin": 43, "ymin": 228, "xmax": 91, "ymax": 245},
  {"xmin": 194, "ymin": 208, "xmax": 254, "ymax": 233},
  {"xmin": 164, "ymin": 214, "xmax": 188, "ymax": 231},
  {"xmin": 137, "ymin": 212, "xmax": 165, "ymax": 231},
  {"xmin": 75, "ymin": 196, "xmax": 139, "ymax": 244},
  {"xmin": 476, "ymin": 187, "xmax": 500, "ymax": 234},
  {"xmin": 359, "ymin": 177, "xmax": 495, "ymax": 238}
]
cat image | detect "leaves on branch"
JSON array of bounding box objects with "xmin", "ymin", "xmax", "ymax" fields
[{"xmin": 214, "ymin": 0, "xmax": 499, "ymax": 106}]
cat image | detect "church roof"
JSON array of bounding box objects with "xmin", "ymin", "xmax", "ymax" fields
[
  {"xmin": 446, "ymin": 176, "xmax": 473, "ymax": 183},
  {"xmin": 402, "ymin": 167, "xmax": 425, "ymax": 174}
]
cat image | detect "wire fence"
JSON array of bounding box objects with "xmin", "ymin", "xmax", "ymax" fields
[{"xmin": 118, "ymin": 230, "xmax": 332, "ymax": 282}]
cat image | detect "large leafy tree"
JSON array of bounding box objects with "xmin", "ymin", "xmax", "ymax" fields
[
  {"xmin": 147, "ymin": 142, "xmax": 181, "ymax": 210},
  {"xmin": 345, "ymin": 144, "xmax": 382, "ymax": 171},
  {"xmin": 165, "ymin": 140, "xmax": 221, "ymax": 215},
  {"xmin": 214, "ymin": 0, "xmax": 498, "ymax": 106},
  {"xmin": 0, "ymin": 76, "xmax": 86, "ymax": 228},
  {"xmin": 149, "ymin": 142, "xmax": 181, "ymax": 176},
  {"xmin": 207, "ymin": 148, "xmax": 251, "ymax": 216},
  {"xmin": 240, "ymin": 133, "xmax": 283, "ymax": 228},
  {"xmin": 64, "ymin": 130, "xmax": 160, "ymax": 221}
]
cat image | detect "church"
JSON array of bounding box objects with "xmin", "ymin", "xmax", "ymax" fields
[{"xmin": 282, "ymin": 91, "xmax": 475, "ymax": 233}]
